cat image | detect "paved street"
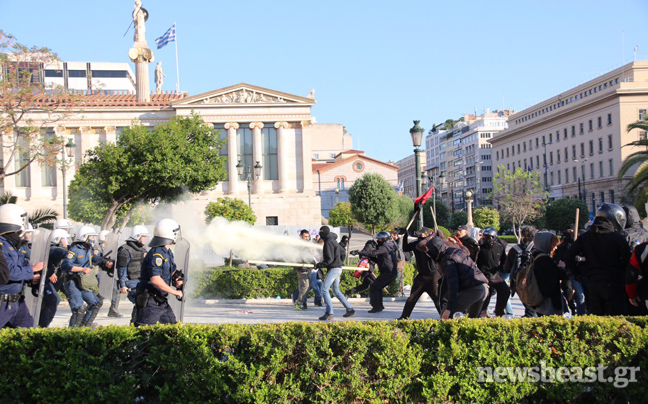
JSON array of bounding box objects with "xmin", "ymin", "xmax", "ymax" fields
[{"xmin": 49, "ymin": 293, "xmax": 529, "ymax": 327}]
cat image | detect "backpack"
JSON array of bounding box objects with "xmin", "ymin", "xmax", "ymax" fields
[
  {"xmin": 507, "ymin": 242, "xmax": 534, "ymax": 276},
  {"xmin": 515, "ymin": 252, "xmax": 545, "ymax": 307}
]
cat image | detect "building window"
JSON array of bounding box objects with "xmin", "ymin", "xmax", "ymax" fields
[
  {"xmin": 512, "ymin": 146, "xmax": 515, "ymax": 156},
  {"xmin": 599, "ymin": 161, "xmax": 603, "ymax": 178},
  {"xmin": 41, "ymin": 130, "xmax": 57, "ymax": 186},
  {"xmin": 262, "ymin": 127, "xmax": 278, "ymax": 180},
  {"xmin": 536, "ymin": 138, "xmax": 539, "ymax": 148},
  {"xmin": 237, "ymin": 126, "xmax": 253, "ymax": 181},
  {"xmin": 266, "ymin": 216, "xmax": 278, "ymax": 225},
  {"xmin": 353, "ymin": 161, "xmax": 365, "ymax": 172},
  {"xmin": 523, "ymin": 143, "xmax": 527, "ymax": 152},
  {"xmin": 564, "ymin": 128, "xmax": 568, "ymax": 139},
  {"xmin": 572, "ymin": 126, "xmax": 576, "ymax": 137},
  {"xmin": 598, "ymin": 138, "xmax": 603, "ymax": 153},
  {"xmin": 600, "ymin": 191, "xmax": 605, "ymax": 203},
  {"xmin": 609, "ymin": 159, "xmax": 614, "ymax": 176},
  {"xmin": 589, "ymin": 140, "xmax": 594, "ymax": 155},
  {"xmin": 580, "ymin": 143, "xmax": 585, "ymax": 157},
  {"xmin": 580, "ymin": 123, "xmax": 584, "ymax": 134},
  {"xmin": 639, "ymin": 109, "xmax": 646, "ymax": 121},
  {"xmin": 565, "ymin": 169, "xmax": 569, "ymax": 184},
  {"xmin": 550, "ymin": 152, "xmax": 553, "ymax": 165},
  {"xmin": 558, "ymin": 170, "xmax": 561, "ymax": 185},
  {"xmin": 68, "ymin": 70, "xmax": 86, "ymax": 77},
  {"xmin": 597, "ymin": 117, "xmax": 602, "ymax": 129},
  {"xmin": 550, "ymin": 171, "xmax": 554, "ymax": 186},
  {"xmin": 335, "ymin": 177, "xmax": 346, "ymax": 191},
  {"xmin": 610, "ymin": 190, "xmax": 615, "ymax": 203},
  {"xmin": 590, "ymin": 163, "xmax": 594, "ymax": 179},
  {"xmin": 15, "ymin": 138, "xmax": 30, "ymax": 188},
  {"xmin": 640, "ymin": 131, "xmax": 648, "ymax": 141},
  {"xmin": 496, "ymin": 151, "xmax": 499, "ymax": 160},
  {"xmin": 608, "ymin": 135, "xmax": 613, "ymax": 150},
  {"xmin": 572, "ymin": 145, "xmax": 576, "ymax": 159},
  {"xmin": 573, "ymin": 167, "xmax": 577, "ymax": 183},
  {"xmin": 607, "ymin": 114, "xmax": 612, "ymax": 126},
  {"xmin": 91, "ymin": 70, "xmax": 129, "ymax": 78},
  {"xmin": 549, "ymin": 133, "xmax": 553, "ymax": 143},
  {"xmin": 517, "ymin": 144, "xmax": 520, "ymax": 154},
  {"xmin": 45, "ymin": 69, "xmax": 63, "ymax": 78},
  {"xmin": 536, "ymin": 156, "xmax": 540, "ymax": 167},
  {"xmin": 564, "ymin": 148, "xmax": 568, "ymax": 162},
  {"xmin": 581, "ymin": 165, "xmax": 586, "ymax": 181},
  {"xmin": 557, "ymin": 150, "xmax": 560, "ymax": 164}
]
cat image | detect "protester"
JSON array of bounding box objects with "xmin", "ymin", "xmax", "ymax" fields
[
  {"xmin": 565, "ymin": 203, "xmax": 631, "ymax": 316},
  {"xmin": 293, "ymin": 229, "xmax": 317, "ymax": 310},
  {"xmin": 397, "ymin": 227, "xmax": 441, "ymax": 319},
  {"xmin": 505, "ymin": 226, "xmax": 538, "ymax": 317},
  {"xmin": 351, "ymin": 231, "xmax": 397, "ymax": 313},
  {"xmin": 419, "ymin": 236, "xmax": 489, "ymax": 318},
  {"xmin": 476, "ymin": 227, "xmax": 509, "ymax": 317},
  {"xmin": 626, "ymin": 240, "xmax": 648, "ymax": 314},
  {"xmin": 345, "ymin": 239, "xmax": 378, "ymax": 297},
  {"xmin": 314, "ymin": 226, "xmax": 355, "ymax": 320},
  {"xmin": 455, "ymin": 225, "xmax": 479, "ymax": 262},
  {"xmin": 554, "ymin": 226, "xmax": 587, "ymax": 315},
  {"xmin": 531, "ymin": 232, "xmax": 573, "ymax": 316},
  {"xmin": 389, "ymin": 229, "xmax": 406, "ymax": 296}
]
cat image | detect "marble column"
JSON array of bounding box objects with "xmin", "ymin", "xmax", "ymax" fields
[
  {"xmin": 104, "ymin": 126, "xmax": 117, "ymax": 144},
  {"xmin": 250, "ymin": 122, "xmax": 264, "ymax": 194},
  {"xmin": 224, "ymin": 122, "xmax": 239, "ymax": 194},
  {"xmin": 300, "ymin": 120, "xmax": 314, "ymax": 192},
  {"xmin": 274, "ymin": 121, "xmax": 290, "ymax": 193}
]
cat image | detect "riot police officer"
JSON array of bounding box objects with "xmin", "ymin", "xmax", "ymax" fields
[
  {"xmin": 115, "ymin": 225, "xmax": 149, "ymax": 321},
  {"xmin": 134, "ymin": 219, "xmax": 183, "ymax": 326},
  {"xmin": 38, "ymin": 229, "xmax": 70, "ymax": 327},
  {"xmin": 18, "ymin": 223, "xmax": 34, "ymax": 261},
  {"xmin": 0, "ymin": 204, "xmax": 44, "ymax": 328},
  {"xmin": 61, "ymin": 226, "xmax": 104, "ymax": 327},
  {"xmin": 351, "ymin": 231, "xmax": 397, "ymax": 313}
]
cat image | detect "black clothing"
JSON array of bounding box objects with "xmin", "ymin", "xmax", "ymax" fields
[
  {"xmin": 503, "ymin": 240, "xmax": 532, "ymax": 274},
  {"xmin": 459, "ymin": 235, "xmax": 479, "ymax": 262},
  {"xmin": 318, "ymin": 232, "xmax": 343, "ymax": 270},
  {"xmin": 359, "ymin": 243, "xmax": 395, "ymax": 274},
  {"xmin": 481, "ymin": 274, "xmax": 510, "ymax": 316},
  {"xmin": 476, "ymin": 239, "xmax": 507, "ymax": 279},
  {"xmin": 565, "ymin": 217, "xmax": 631, "ymax": 315},
  {"xmin": 117, "ymin": 240, "xmax": 147, "ymax": 281},
  {"xmin": 403, "ymin": 232, "xmax": 438, "ymax": 276},
  {"xmin": 533, "ymin": 252, "xmax": 573, "ymax": 312},
  {"xmin": 439, "ymin": 247, "xmax": 488, "ymax": 314},
  {"xmin": 400, "ymin": 272, "xmax": 441, "ymax": 318},
  {"xmin": 369, "ymin": 271, "xmax": 398, "ymax": 310},
  {"xmin": 623, "ymin": 206, "xmax": 648, "ymax": 251}
]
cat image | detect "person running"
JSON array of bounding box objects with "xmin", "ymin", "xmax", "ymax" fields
[{"xmin": 314, "ymin": 226, "xmax": 355, "ymax": 320}]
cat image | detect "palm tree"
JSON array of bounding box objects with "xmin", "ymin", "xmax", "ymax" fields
[
  {"xmin": 618, "ymin": 120, "xmax": 648, "ymax": 195},
  {"xmin": 0, "ymin": 192, "xmax": 17, "ymax": 205}
]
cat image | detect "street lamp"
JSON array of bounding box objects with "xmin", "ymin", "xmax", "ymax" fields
[
  {"xmin": 236, "ymin": 160, "xmax": 262, "ymax": 207},
  {"xmin": 573, "ymin": 158, "xmax": 588, "ymax": 202},
  {"xmin": 542, "ymin": 141, "xmax": 556, "ymax": 194},
  {"xmin": 61, "ymin": 138, "xmax": 76, "ymax": 219},
  {"xmin": 425, "ymin": 172, "xmax": 446, "ymax": 231},
  {"xmin": 410, "ymin": 120, "xmax": 424, "ymax": 230}
]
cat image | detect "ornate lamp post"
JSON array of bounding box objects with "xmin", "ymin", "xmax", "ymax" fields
[
  {"xmin": 61, "ymin": 139, "xmax": 76, "ymax": 219},
  {"xmin": 236, "ymin": 160, "xmax": 262, "ymax": 207},
  {"xmin": 465, "ymin": 189, "xmax": 474, "ymax": 230},
  {"xmin": 410, "ymin": 120, "xmax": 424, "ymax": 230}
]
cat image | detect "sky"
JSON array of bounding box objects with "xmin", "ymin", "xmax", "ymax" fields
[{"xmin": 1, "ymin": 0, "xmax": 647, "ymax": 162}]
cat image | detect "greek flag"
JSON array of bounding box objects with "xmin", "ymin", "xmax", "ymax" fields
[{"xmin": 155, "ymin": 24, "xmax": 176, "ymax": 49}]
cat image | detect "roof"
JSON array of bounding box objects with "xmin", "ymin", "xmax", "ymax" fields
[
  {"xmin": 333, "ymin": 149, "xmax": 364, "ymax": 158},
  {"xmin": 172, "ymin": 82, "xmax": 316, "ymax": 106},
  {"xmin": 3, "ymin": 90, "xmax": 185, "ymax": 108},
  {"xmin": 312, "ymin": 153, "xmax": 398, "ymax": 174}
]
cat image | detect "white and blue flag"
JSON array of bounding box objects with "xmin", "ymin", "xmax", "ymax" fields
[{"xmin": 155, "ymin": 24, "xmax": 176, "ymax": 49}]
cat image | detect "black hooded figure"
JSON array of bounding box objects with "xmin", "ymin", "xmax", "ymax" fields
[{"xmin": 351, "ymin": 231, "xmax": 397, "ymax": 313}]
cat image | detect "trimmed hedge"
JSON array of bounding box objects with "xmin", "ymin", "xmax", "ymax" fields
[
  {"xmin": 499, "ymin": 235, "xmax": 518, "ymax": 244},
  {"xmin": 1, "ymin": 317, "xmax": 647, "ymax": 403},
  {"xmin": 194, "ymin": 263, "xmax": 417, "ymax": 299}
]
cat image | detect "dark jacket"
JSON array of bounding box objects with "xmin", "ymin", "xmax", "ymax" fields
[
  {"xmin": 318, "ymin": 232, "xmax": 343, "ymax": 270},
  {"xmin": 565, "ymin": 217, "xmax": 631, "ymax": 285},
  {"xmin": 439, "ymin": 247, "xmax": 488, "ymax": 313},
  {"xmin": 623, "ymin": 206, "xmax": 648, "ymax": 251},
  {"xmin": 403, "ymin": 232, "xmax": 438, "ymax": 276},
  {"xmin": 532, "ymin": 232, "xmax": 573, "ymax": 311},
  {"xmin": 627, "ymin": 242, "xmax": 648, "ymax": 300},
  {"xmin": 359, "ymin": 242, "xmax": 395, "ymax": 273},
  {"xmin": 459, "ymin": 235, "xmax": 479, "ymax": 262},
  {"xmin": 476, "ymin": 239, "xmax": 507, "ymax": 279},
  {"xmin": 503, "ymin": 239, "xmax": 533, "ymax": 274}
]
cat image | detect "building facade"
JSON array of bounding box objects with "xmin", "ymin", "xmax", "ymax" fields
[
  {"xmin": 313, "ymin": 150, "xmax": 399, "ymax": 218},
  {"xmin": 43, "ymin": 61, "xmax": 136, "ymax": 92},
  {"xmin": 4, "ymin": 83, "xmax": 343, "ymax": 226},
  {"xmin": 490, "ymin": 61, "xmax": 648, "ymax": 213},
  {"xmin": 425, "ymin": 110, "xmax": 512, "ymax": 212},
  {"xmin": 395, "ymin": 153, "xmax": 425, "ymax": 199}
]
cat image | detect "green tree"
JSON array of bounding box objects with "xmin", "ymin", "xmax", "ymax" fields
[
  {"xmin": 491, "ymin": 166, "xmax": 547, "ymax": 242},
  {"xmin": 348, "ymin": 173, "xmax": 398, "ymax": 234},
  {"xmin": 328, "ymin": 201, "xmax": 358, "ymax": 264},
  {"xmin": 545, "ymin": 198, "xmax": 589, "ymax": 231},
  {"xmin": 205, "ymin": 197, "xmax": 256, "ymax": 225},
  {"xmin": 618, "ymin": 120, "xmax": 648, "ymax": 197},
  {"xmin": 394, "ymin": 194, "xmax": 415, "ymax": 228},
  {"xmin": 473, "ymin": 206, "xmax": 500, "ymax": 230},
  {"xmin": 0, "ymin": 31, "xmax": 77, "ymax": 182},
  {"xmin": 450, "ymin": 211, "xmax": 468, "ymax": 229},
  {"xmin": 422, "ymin": 198, "xmax": 450, "ymax": 229},
  {"xmin": 68, "ymin": 113, "xmax": 227, "ymax": 230}
]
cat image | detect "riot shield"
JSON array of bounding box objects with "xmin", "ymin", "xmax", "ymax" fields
[
  {"xmin": 169, "ymin": 235, "xmax": 191, "ymax": 322},
  {"xmin": 26, "ymin": 228, "xmax": 52, "ymax": 327},
  {"xmin": 98, "ymin": 232, "xmax": 120, "ymax": 304}
]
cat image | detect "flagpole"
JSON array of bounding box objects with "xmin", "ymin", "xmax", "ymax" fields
[{"xmin": 174, "ymin": 22, "xmax": 180, "ymax": 93}]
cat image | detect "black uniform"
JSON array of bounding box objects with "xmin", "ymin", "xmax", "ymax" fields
[
  {"xmin": 459, "ymin": 235, "xmax": 479, "ymax": 262},
  {"xmin": 565, "ymin": 217, "xmax": 631, "ymax": 315},
  {"xmin": 359, "ymin": 241, "xmax": 397, "ymax": 312},
  {"xmin": 399, "ymin": 231, "xmax": 441, "ymax": 318}
]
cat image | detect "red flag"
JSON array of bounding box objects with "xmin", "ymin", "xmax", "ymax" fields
[{"xmin": 414, "ymin": 186, "xmax": 434, "ymax": 207}]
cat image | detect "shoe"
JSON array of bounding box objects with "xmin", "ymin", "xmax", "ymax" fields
[
  {"xmin": 314, "ymin": 301, "xmax": 324, "ymax": 307},
  {"xmin": 396, "ymin": 317, "xmax": 408, "ymax": 321},
  {"xmin": 368, "ymin": 307, "xmax": 383, "ymax": 313},
  {"xmin": 107, "ymin": 309, "xmax": 123, "ymax": 318},
  {"xmin": 319, "ymin": 313, "xmax": 333, "ymax": 321},
  {"xmin": 294, "ymin": 304, "xmax": 306, "ymax": 311},
  {"xmin": 343, "ymin": 309, "xmax": 356, "ymax": 318}
]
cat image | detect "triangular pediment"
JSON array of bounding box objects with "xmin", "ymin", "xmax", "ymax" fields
[{"xmin": 172, "ymin": 83, "xmax": 316, "ymax": 107}]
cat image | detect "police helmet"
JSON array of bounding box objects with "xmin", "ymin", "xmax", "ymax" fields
[
  {"xmin": 20, "ymin": 222, "xmax": 34, "ymax": 238},
  {"xmin": 482, "ymin": 227, "xmax": 498, "ymax": 244},
  {"xmin": 50, "ymin": 229, "xmax": 71, "ymax": 246},
  {"xmin": 98, "ymin": 230, "xmax": 111, "ymax": 244},
  {"xmin": 0, "ymin": 204, "xmax": 28, "ymax": 235},
  {"xmin": 374, "ymin": 231, "xmax": 391, "ymax": 243},
  {"xmin": 75, "ymin": 225, "xmax": 98, "ymax": 243},
  {"xmin": 596, "ymin": 203, "xmax": 626, "ymax": 232},
  {"xmin": 129, "ymin": 225, "xmax": 150, "ymax": 242},
  {"xmin": 149, "ymin": 218, "xmax": 180, "ymax": 247},
  {"xmin": 54, "ymin": 218, "xmax": 74, "ymax": 231}
]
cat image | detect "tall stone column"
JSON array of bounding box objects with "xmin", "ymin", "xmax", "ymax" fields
[
  {"xmin": 104, "ymin": 126, "xmax": 117, "ymax": 144},
  {"xmin": 300, "ymin": 120, "xmax": 314, "ymax": 192},
  {"xmin": 250, "ymin": 122, "xmax": 264, "ymax": 194},
  {"xmin": 274, "ymin": 121, "xmax": 290, "ymax": 193},
  {"xmin": 225, "ymin": 122, "xmax": 239, "ymax": 194}
]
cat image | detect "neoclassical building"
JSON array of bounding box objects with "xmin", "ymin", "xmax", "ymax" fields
[{"xmin": 6, "ymin": 83, "xmax": 337, "ymax": 226}]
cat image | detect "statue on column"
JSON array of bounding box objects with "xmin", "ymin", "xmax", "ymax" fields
[
  {"xmin": 155, "ymin": 61, "xmax": 166, "ymax": 94},
  {"xmin": 133, "ymin": 0, "xmax": 148, "ymax": 44}
]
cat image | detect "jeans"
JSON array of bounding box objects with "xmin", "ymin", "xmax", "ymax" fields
[
  {"xmin": 322, "ymin": 268, "xmax": 353, "ymax": 315},
  {"xmin": 569, "ymin": 276, "xmax": 587, "ymax": 315},
  {"xmin": 309, "ymin": 271, "xmax": 323, "ymax": 304},
  {"xmin": 499, "ymin": 272, "xmax": 514, "ymax": 315}
]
